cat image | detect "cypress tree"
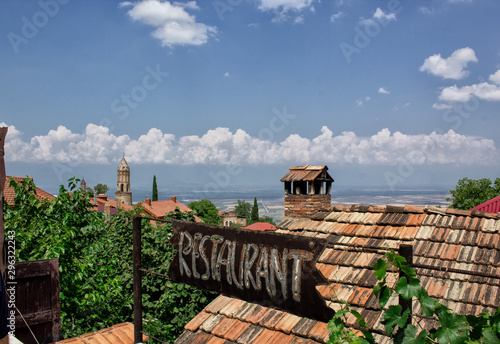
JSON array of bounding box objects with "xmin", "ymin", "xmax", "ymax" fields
[
  {"xmin": 152, "ymin": 175, "xmax": 158, "ymax": 201},
  {"xmin": 251, "ymin": 197, "xmax": 259, "ymax": 223}
]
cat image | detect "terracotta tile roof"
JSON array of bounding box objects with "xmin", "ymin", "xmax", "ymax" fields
[
  {"xmin": 52, "ymin": 322, "xmax": 147, "ymax": 344},
  {"xmin": 3, "ymin": 176, "xmax": 55, "ymax": 206},
  {"xmin": 91, "ymin": 195, "xmax": 135, "ymax": 213},
  {"xmin": 176, "ymin": 204, "xmax": 500, "ymax": 344},
  {"xmin": 243, "ymin": 222, "xmax": 277, "ymax": 231},
  {"xmin": 140, "ymin": 197, "xmax": 202, "ymax": 222}
]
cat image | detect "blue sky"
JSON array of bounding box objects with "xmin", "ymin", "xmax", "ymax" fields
[{"xmin": 1, "ymin": 0, "xmax": 500, "ymax": 197}]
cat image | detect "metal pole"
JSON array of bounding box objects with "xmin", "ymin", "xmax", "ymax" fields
[
  {"xmin": 133, "ymin": 215, "xmax": 143, "ymax": 343},
  {"xmin": 399, "ymin": 244, "xmax": 413, "ymax": 326}
]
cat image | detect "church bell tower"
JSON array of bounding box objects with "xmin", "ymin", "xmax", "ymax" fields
[{"xmin": 115, "ymin": 156, "xmax": 132, "ymax": 206}]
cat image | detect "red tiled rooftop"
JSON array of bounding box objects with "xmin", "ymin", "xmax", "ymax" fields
[
  {"xmin": 243, "ymin": 222, "xmax": 277, "ymax": 231},
  {"xmin": 52, "ymin": 322, "xmax": 147, "ymax": 344},
  {"xmin": 3, "ymin": 176, "xmax": 55, "ymax": 206}
]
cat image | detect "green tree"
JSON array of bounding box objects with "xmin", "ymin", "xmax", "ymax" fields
[
  {"xmin": 234, "ymin": 200, "xmax": 251, "ymax": 220},
  {"xmin": 93, "ymin": 183, "xmax": 109, "ymax": 195},
  {"xmin": 5, "ymin": 177, "xmax": 214, "ymax": 342},
  {"xmin": 152, "ymin": 175, "xmax": 158, "ymax": 201},
  {"xmin": 251, "ymin": 197, "xmax": 259, "ymax": 224},
  {"xmin": 258, "ymin": 215, "xmax": 276, "ymax": 226},
  {"xmin": 446, "ymin": 177, "xmax": 500, "ymax": 210},
  {"xmin": 188, "ymin": 199, "xmax": 221, "ymax": 225}
]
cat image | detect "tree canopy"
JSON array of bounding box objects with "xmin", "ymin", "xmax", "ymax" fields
[
  {"xmin": 188, "ymin": 199, "xmax": 221, "ymax": 225},
  {"xmin": 93, "ymin": 183, "xmax": 109, "ymax": 195},
  {"xmin": 447, "ymin": 177, "xmax": 500, "ymax": 210},
  {"xmin": 234, "ymin": 199, "xmax": 251, "ymax": 220}
]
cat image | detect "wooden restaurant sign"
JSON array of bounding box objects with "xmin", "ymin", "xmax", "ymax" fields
[{"xmin": 168, "ymin": 220, "xmax": 335, "ymax": 322}]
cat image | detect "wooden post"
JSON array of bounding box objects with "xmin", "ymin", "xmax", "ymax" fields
[
  {"xmin": 133, "ymin": 216, "xmax": 143, "ymax": 343},
  {"xmin": 0, "ymin": 127, "xmax": 7, "ymax": 274},
  {"xmin": 399, "ymin": 244, "xmax": 413, "ymax": 326}
]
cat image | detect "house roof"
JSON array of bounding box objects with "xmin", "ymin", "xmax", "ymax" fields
[
  {"xmin": 52, "ymin": 322, "xmax": 147, "ymax": 344},
  {"xmin": 91, "ymin": 195, "xmax": 135, "ymax": 213},
  {"xmin": 140, "ymin": 198, "xmax": 202, "ymax": 222},
  {"xmin": 176, "ymin": 204, "xmax": 500, "ymax": 344},
  {"xmin": 3, "ymin": 176, "xmax": 55, "ymax": 206},
  {"xmin": 280, "ymin": 165, "xmax": 333, "ymax": 183},
  {"xmin": 243, "ymin": 222, "xmax": 277, "ymax": 231},
  {"xmin": 470, "ymin": 195, "xmax": 500, "ymax": 214}
]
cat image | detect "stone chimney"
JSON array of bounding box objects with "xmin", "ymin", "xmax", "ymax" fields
[
  {"xmin": 104, "ymin": 202, "xmax": 111, "ymax": 214},
  {"xmin": 171, "ymin": 196, "xmax": 177, "ymax": 203},
  {"xmin": 281, "ymin": 165, "xmax": 333, "ymax": 218}
]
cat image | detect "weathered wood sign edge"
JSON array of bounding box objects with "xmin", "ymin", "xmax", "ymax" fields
[{"xmin": 168, "ymin": 219, "xmax": 334, "ymax": 322}]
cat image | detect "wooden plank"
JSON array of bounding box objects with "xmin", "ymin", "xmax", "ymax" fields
[
  {"xmin": 15, "ymin": 310, "xmax": 52, "ymax": 328},
  {"xmin": 50, "ymin": 259, "xmax": 61, "ymax": 341},
  {"xmin": 14, "ymin": 259, "xmax": 61, "ymax": 343},
  {"xmin": 15, "ymin": 260, "xmax": 52, "ymax": 278}
]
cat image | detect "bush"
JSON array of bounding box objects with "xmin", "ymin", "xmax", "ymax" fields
[{"xmin": 5, "ymin": 177, "xmax": 214, "ymax": 341}]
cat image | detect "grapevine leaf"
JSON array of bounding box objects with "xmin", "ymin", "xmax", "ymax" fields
[
  {"xmin": 435, "ymin": 311, "xmax": 468, "ymax": 344},
  {"xmin": 395, "ymin": 276, "xmax": 422, "ymax": 300},
  {"xmin": 373, "ymin": 258, "xmax": 388, "ymax": 280},
  {"xmin": 382, "ymin": 305, "xmax": 409, "ymax": 334},
  {"xmin": 379, "ymin": 286, "xmax": 392, "ymax": 308},
  {"xmin": 481, "ymin": 327, "xmax": 500, "ymax": 344},
  {"xmin": 419, "ymin": 295, "xmax": 438, "ymax": 317},
  {"xmin": 401, "ymin": 325, "xmax": 427, "ymax": 344},
  {"xmin": 400, "ymin": 264, "xmax": 416, "ymax": 278}
]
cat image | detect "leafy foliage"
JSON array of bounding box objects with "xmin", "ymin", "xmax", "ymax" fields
[
  {"xmin": 188, "ymin": 199, "xmax": 221, "ymax": 225},
  {"xmin": 152, "ymin": 175, "xmax": 158, "ymax": 201},
  {"xmin": 447, "ymin": 177, "xmax": 500, "ymax": 210},
  {"xmin": 328, "ymin": 249, "xmax": 500, "ymax": 343},
  {"xmin": 234, "ymin": 199, "xmax": 251, "ymax": 220},
  {"xmin": 93, "ymin": 183, "xmax": 109, "ymax": 195},
  {"xmin": 5, "ymin": 177, "xmax": 214, "ymax": 341}
]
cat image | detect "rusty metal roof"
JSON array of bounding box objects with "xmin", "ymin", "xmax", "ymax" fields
[{"xmin": 280, "ymin": 165, "xmax": 333, "ymax": 182}]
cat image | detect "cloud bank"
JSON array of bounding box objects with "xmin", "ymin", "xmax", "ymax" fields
[
  {"xmin": 419, "ymin": 47, "xmax": 477, "ymax": 80},
  {"xmin": 120, "ymin": 0, "xmax": 217, "ymax": 47},
  {"xmin": 2, "ymin": 123, "xmax": 498, "ymax": 167}
]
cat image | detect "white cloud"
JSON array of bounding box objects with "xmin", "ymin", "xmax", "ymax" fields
[
  {"xmin": 293, "ymin": 15, "xmax": 304, "ymax": 24},
  {"xmin": 378, "ymin": 87, "xmax": 390, "ymax": 94},
  {"xmin": 121, "ymin": 0, "xmax": 217, "ymax": 47},
  {"xmin": 432, "ymin": 103, "xmax": 453, "ymax": 110},
  {"xmin": 2, "ymin": 124, "xmax": 498, "ymax": 166},
  {"xmin": 359, "ymin": 8, "xmax": 396, "ymax": 26},
  {"xmin": 489, "ymin": 70, "xmax": 500, "ymax": 85},
  {"xmin": 419, "ymin": 47, "xmax": 477, "ymax": 80},
  {"xmin": 439, "ymin": 82, "xmax": 500, "ymax": 102},
  {"xmin": 355, "ymin": 96, "xmax": 370, "ymax": 106},
  {"xmin": 258, "ymin": 0, "xmax": 316, "ymax": 12},
  {"xmin": 258, "ymin": 0, "xmax": 317, "ymax": 23},
  {"xmin": 330, "ymin": 11, "xmax": 345, "ymax": 23},
  {"xmin": 224, "ymin": 72, "xmax": 229, "ymax": 77}
]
